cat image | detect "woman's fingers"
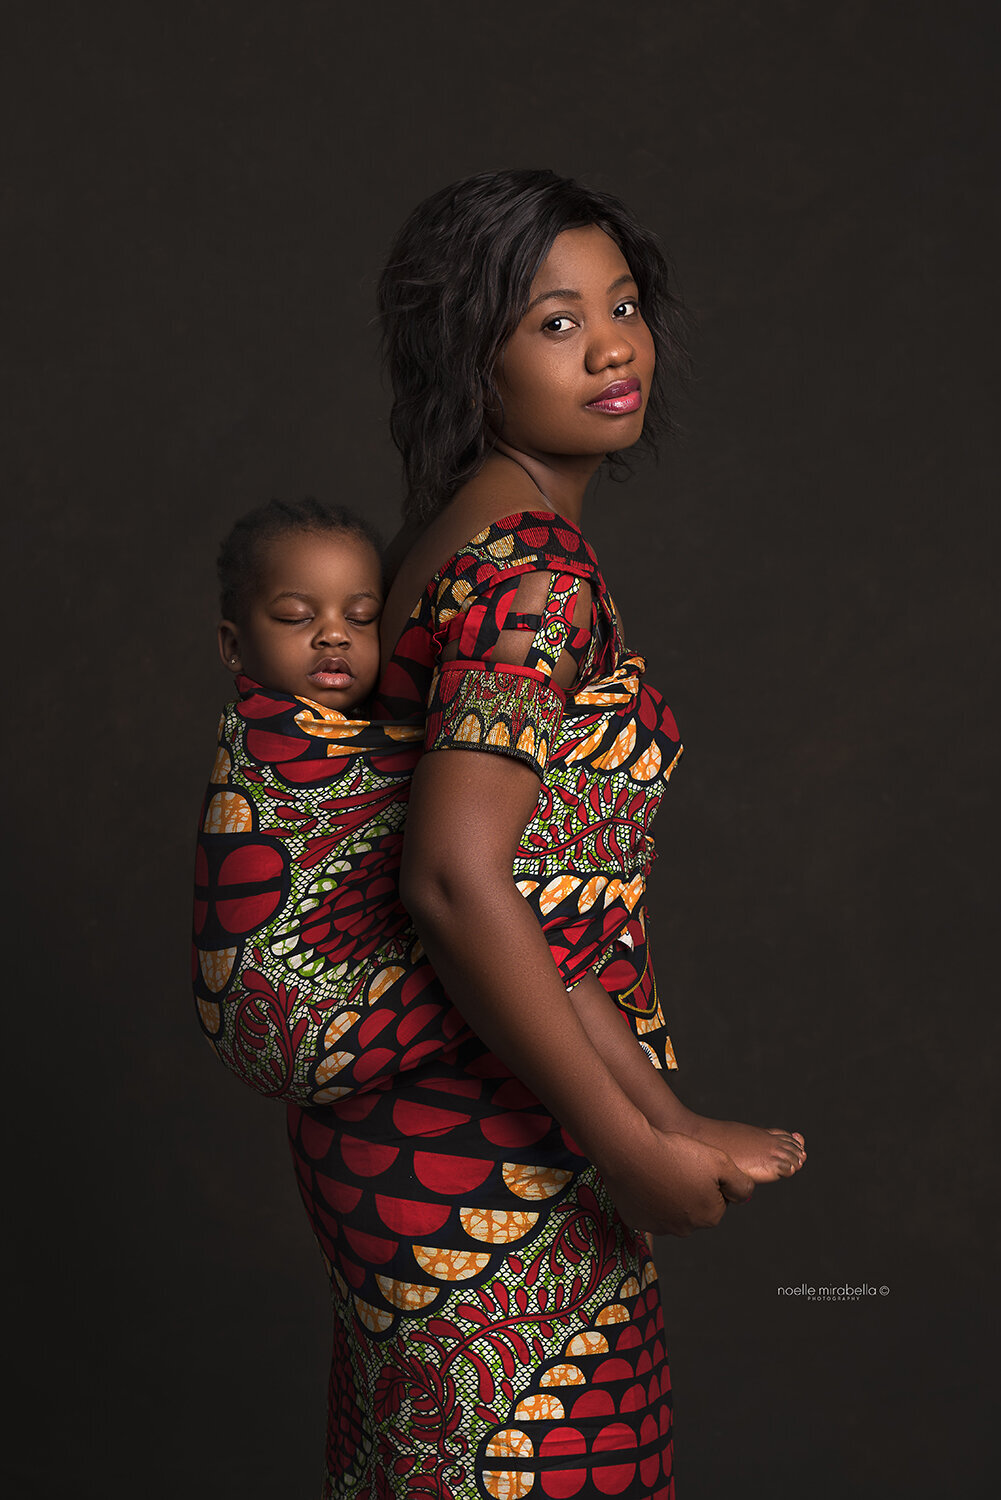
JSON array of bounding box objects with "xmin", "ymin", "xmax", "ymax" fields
[{"xmin": 718, "ymin": 1158, "xmax": 756, "ymax": 1204}]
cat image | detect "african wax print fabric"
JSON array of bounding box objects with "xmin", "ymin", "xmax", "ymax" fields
[{"xmin": 194, "ymin": 511, "xmax": 683, "ymax": 1497}]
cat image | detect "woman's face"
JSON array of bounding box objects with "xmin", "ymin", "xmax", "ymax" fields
[{"xmin": 492, "ymin": 224, "xmax": 655, "ymax": 461}]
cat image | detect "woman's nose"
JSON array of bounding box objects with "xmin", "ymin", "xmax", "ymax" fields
[{"xmin": 585, "ymin": 320, "xmax": 634, "ymax": 373}]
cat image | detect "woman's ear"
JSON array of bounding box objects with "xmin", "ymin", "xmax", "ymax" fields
[{"xmin": 218, "ymin": 621, "xmax": 242, "ymax": 672}]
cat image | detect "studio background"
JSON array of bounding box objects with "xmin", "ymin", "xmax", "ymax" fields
[{"xmin": 6, "ymin": 3, "xmax": 996, "ymax": 1496}]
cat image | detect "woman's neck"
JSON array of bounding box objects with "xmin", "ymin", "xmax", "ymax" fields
[{"xmin": 486, "ymin": 441, "xmax": 603, "ymax": 526}]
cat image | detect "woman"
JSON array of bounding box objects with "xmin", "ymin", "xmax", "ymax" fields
[{"xmin": 280, "ymin": 171, "xmax": 804, "ymax": 1499}]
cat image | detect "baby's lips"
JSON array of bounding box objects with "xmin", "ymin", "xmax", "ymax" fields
[{"xmin": 313, "ymin": 656, "xmax": 353, "ymax": 677}]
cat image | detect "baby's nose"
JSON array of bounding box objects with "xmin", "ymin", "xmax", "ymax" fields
[{"xmin": 316, "ymin": 619, "xmax": 349, "ymax": 643}]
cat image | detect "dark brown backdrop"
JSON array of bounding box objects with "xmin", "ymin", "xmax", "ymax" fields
[{"xmin": 5, "ymin": 2, "xmax": 997, "ymax": 1496}]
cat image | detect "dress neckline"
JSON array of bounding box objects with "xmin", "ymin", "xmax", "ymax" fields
[{"xmin": 422, "ymin": 509, "xmax": 586, "ymax": 594}]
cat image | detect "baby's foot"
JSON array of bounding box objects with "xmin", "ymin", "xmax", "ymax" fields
[{"xmin": 691, "ymin": 1119, "xmax": 806, "ymax": 1184}]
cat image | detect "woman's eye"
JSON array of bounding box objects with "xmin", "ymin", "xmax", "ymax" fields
[
  {"xmin": 542, "ymin": 315, "xmax": 576, "ymax": 333},
  {"xmin": 613, "ymin": 299, "xmax": 639, "ymax": 318}
]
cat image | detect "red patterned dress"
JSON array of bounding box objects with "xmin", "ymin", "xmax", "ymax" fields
[{"xmin": 283, "ymin": 511, "xmax": 683, "ymax": 1498}]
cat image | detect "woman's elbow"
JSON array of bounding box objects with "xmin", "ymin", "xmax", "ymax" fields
[
  {"xmin": 399, "ymin": 843, "xmax": 497, "ymax": 933},
  {"xmin": 399, "ymin": 842, "xmax": 454, "ymax": 928}
]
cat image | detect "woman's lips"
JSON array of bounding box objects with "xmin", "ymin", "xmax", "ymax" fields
[
  {"xmin": 308, "ymin": 657, "xmax": 354, "ymax": 690},
  {"xmin": 586, "ymin": 377, "xmax": 642, "ymax": 415}
]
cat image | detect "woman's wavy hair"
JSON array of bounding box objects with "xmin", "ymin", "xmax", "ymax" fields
[{"xmin": 378, "ymin": 169, "xmax": 690, "ymax": 523}]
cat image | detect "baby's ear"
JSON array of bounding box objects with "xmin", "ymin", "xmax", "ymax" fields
[{"xmin": 217, "ymin": 621, "xmax": 241, "ymax": 672}]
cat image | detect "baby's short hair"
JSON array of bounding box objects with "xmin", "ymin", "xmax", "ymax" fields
[{"xmin": 217, "ymin": 498, "xmax": 382, "ymax": 622}]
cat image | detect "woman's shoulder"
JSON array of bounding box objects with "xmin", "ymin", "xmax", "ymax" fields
[
  {"xmin": 382, "ymin": 493, "xmax": 600, "ymax": 660},
  {"xmin": 391, "ymin": 460, "xmax": 592, "ymax": 575},
  {"xmin": 396, "ymin": 502, "xmax": 599, "ymax": 598},
  {"xmin": 443, "ymin": 507, "xmax": 597, "ymax": 579},
  {"xmin": 397, "ymin": 508, "xmax": 597, "ymax": 638}
]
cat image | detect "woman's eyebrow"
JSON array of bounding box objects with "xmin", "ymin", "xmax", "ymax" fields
[
  {"xmin": 525, "ymin": 272, "xmax": 637, "ymax": 314},
  {"xmin": 526, "ymin": 286, "xmax": 581, "ymax": 312}
]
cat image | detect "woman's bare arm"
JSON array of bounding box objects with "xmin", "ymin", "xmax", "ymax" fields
[{"xmin": 400, "ymin": 747, "xmax": 756, "ymax": 1236}]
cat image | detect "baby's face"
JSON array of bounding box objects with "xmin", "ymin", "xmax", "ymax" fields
[{"xmin": 219, "ymin": 530, "xmax": 382, "ymax": 711}]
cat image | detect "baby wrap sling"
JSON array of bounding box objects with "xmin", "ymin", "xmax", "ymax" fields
[{"xmin": 193, "ymin": 657, "xmax": 681, "ymax": 1107}]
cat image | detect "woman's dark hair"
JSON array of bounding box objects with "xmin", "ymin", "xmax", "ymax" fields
[
  {"xmin": 217, "ymin": 497, "xmax": 382, "ymax": 621},
  {"xmin": 378, "ymin": 169, "xmax": 690, "ymax": 522}
]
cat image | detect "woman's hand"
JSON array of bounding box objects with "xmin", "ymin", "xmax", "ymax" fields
[{"xmin": 600, "ymin": 1121, "xmax": 755, "ymax": 1238}]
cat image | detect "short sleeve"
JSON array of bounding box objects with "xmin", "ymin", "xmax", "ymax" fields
[
  {"xmin": 423, "ymin": 516, "xmax": 604, "ymax": 778},
  {"xmin": 426, "ymin": 659, "xmax": 565, "ymax": 776}
]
